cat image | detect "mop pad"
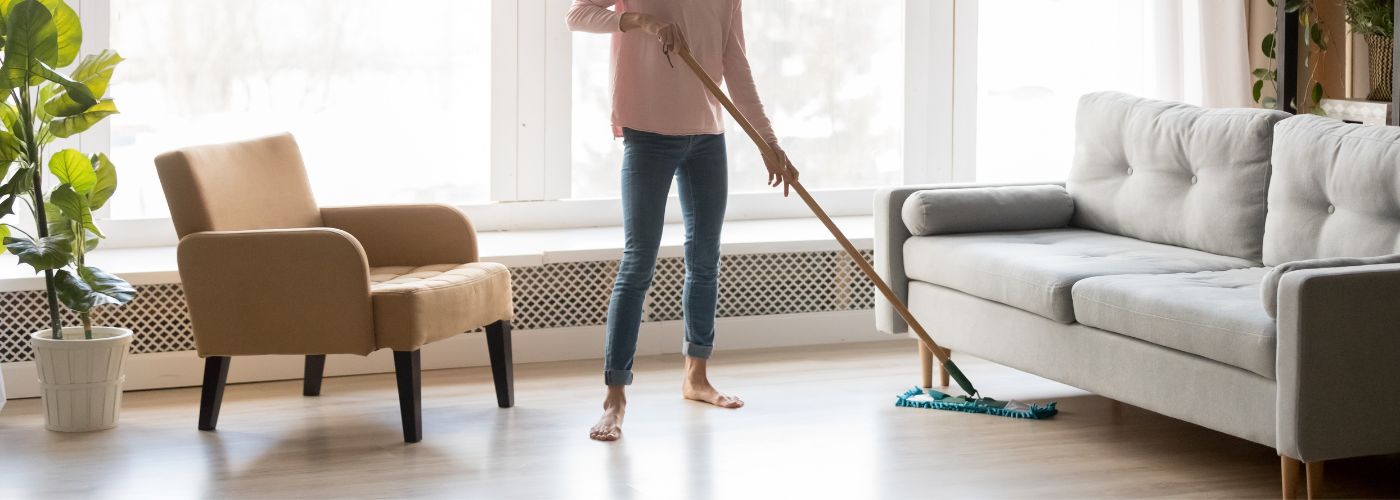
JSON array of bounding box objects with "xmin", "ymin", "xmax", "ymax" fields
[{"xmin": 896, "ymin": 387, "xmax": 1058, "ymax": 419}]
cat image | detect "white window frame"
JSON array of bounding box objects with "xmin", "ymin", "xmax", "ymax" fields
[{"xmin": 85, "ymin": 0, "xmax": 966, "ymax": 249}]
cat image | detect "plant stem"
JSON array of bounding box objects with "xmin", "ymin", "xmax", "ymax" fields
[{"xmin": 15, "ymin": 84, "xmax": 61, "ymax": 339}]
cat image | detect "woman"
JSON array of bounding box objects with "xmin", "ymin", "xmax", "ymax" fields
[{"xmin": 567, "ymin": 0, "xmax": 796, "ymax": 441}]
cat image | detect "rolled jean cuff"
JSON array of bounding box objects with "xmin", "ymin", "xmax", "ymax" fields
[
  {"xmin": 604, "ymin": 370, "xmax": 633, "ymax": 386},
  {"xmin": 682, "ymin": 341, "xmax": 713, "ymax": 359}
]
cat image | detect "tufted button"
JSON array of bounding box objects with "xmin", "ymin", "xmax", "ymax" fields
[
  {"xmin": 1327, "ymin": 204, "xmax": 1336, "ymax": 214},
  {"xmin": 1190, "ymin": 175, "xmax": 1198, "ymax": 184},
  {"xmin": 1126, "ymin": 167, "xmax": 1134, "ymax": 175}
]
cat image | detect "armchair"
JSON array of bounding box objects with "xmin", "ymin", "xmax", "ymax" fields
[{"xmin": 156, "ymin": 133, "xmax": 514, "ymax": 443}]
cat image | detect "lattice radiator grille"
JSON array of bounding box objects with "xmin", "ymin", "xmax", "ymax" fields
[{"xmin": 0, "ymin": 250, "xmax": 875, "ymax": 363}]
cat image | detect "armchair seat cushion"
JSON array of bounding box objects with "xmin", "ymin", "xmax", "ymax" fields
[
  {"xmin": 1072, "ymin": 268, "xmax": 1277, "ymax": 378},
  {"xmin": 370, "ymin": 263, "xmax": 514, "ymax": 351}
]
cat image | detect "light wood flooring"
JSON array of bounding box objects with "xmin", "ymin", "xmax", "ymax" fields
[{"xmin": 1, "ymin": 340, "xmax": 1397, "ymax": 499}]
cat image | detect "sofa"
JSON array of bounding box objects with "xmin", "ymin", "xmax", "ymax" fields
[{"xmin": 875, "ymin": 92, "xmax": 1400, "ymax": 496}]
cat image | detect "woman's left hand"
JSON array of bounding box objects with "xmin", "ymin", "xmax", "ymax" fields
[{"xmin": 763, "ymin": 143, "xmax": 799, "ymax": 197}]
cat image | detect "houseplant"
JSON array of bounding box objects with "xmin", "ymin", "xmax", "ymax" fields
[
  {"xmin": 0, "ymin": 0, "xmax": 135, "ymax": 431},
  {"xmin": 1345, "ymin": 0, "xmax": 1395, "ymax": 101},
  {"xmin": 1253, "ymin": 0, "xmax": 1329, "ymax": 114}
]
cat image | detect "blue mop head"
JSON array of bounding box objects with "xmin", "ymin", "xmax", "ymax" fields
[{"xmin": 896, "ymin": 387, "xmax": 1058, "ymax": 420}]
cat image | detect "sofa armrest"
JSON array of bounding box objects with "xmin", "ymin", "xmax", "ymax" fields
[
  {"xmin": 873, "ymin": 181, "xmax": 1064, "ymax": 334},
  {"xmin": 321, "ymin": 204, "xmax": 478, "ymax": 267},
  {"xmin": 1260, "ymin": 253, "xmax": 1400, "ymax": 318},
  {"xmin": 177, "ymin": 228, "xmax": 377, "ymax": 356},
  {"xmin": 901, "ymin": 185, "xmax": 1073, "ymax": 236},
  {"xmin": 1275, "ymin": 263, "xmax": 1400, "ymax": 461}
]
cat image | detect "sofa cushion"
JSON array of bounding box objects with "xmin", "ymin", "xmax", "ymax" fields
[
  {"xmin": 1068, "ymin": 92, "xmax": 1289, "ymax": 262},
  {"xmin": 1072, "ymin": 268, "xmax": 1276, "ymax": 378},
  {"xmin": 903, "ymin": 228, "xmax": 1258, "ymax": 323},
  {"xmin": 1264, "ymin": 115, "xmax": 1400, "ymax": 266},
  {"xmin": 901, "ymin": 185, "xmax": 1073, "ymax": 236}
]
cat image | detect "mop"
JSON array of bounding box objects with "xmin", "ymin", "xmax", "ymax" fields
[{"xmin": 673, "ymin": 45, "xmax": 1056, "ymax": 420}]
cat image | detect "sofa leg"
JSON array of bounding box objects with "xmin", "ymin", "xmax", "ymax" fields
[
  {"xmin": 303, "ymin": 354, "xmax": 326, "ymax": 396},
  {"xmin": 485, "ymin": 320, "xmax": 515, "ymax": 408},
  {"xmin": 1281, "ymin": 456, "xmax": 1301, "ymax": 499},
  {"xmin": 1305, "ymin": 461, "xmax": 1324, "ymax": 500},
  {"xmin": 198, "ymin": 356, "xmax": 231, "ymax": 431},
  {"xmin": 394, "ymin": 350, "xmax": 422, "ymax": 443},
  {"xmin": 918, "ymin": 342, "xmax": 933, "ymax": 388}
]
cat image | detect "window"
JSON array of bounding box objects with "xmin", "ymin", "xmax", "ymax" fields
[
  {"xmin": 974, "ymin": 0, "xmax": 1154, "ymax": 183},
  {"xmin": 107, "ymin": 0, "xmax": 492, "ymax": 219},
  {"xmin": 570, "ymin": 1, "xmax": 905, "ymax": 199}
]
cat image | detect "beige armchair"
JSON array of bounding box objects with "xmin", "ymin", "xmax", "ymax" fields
[{"xmin": 155, "ymin": 133, "xmax": 514, "ymax": 443}]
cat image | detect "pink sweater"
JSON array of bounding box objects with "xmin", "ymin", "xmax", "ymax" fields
[{"xmin": 566, "ymin": 0, "xmax": 778, "ymax": 145}]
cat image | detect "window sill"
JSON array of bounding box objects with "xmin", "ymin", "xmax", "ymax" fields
[{"xmin": 0, "ymin": 216, "xmax": 874, "ymax": 292}]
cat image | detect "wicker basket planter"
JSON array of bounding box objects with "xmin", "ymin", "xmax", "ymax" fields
[{"xmin": 1366, "ymin": 34, "xmax": 1393, "ymax": 102}]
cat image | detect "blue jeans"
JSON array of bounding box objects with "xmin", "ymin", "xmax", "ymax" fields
[{"xmin": 604, "ymin": 128, "xmax": 728, "ymax": 386}]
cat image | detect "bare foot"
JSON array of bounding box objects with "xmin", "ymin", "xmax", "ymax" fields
[
  {"xmin": 590, "ymin": 386, "xmax": 626, "ymax": 441},
  {"xmin": 682, "ymin": 357, "xmax": 743, "ymax": 409}
]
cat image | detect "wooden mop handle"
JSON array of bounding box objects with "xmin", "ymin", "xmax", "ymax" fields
[{"xmin": 674, "ymin": 46, "xmax": 953, "ymax": 368}]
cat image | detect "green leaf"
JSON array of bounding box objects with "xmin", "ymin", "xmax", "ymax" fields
[
  {"xmin": 0, "ymin": 130, "xmax": 20, "ymax": 163},
  {"xmin": 1252, "ymin": 68, "xmax": 1270, "ymax": 78},
  {"xmin": 36, "ymin": 0, "xmax": 78, "ymax": 67},
  {"xmin": 1262, "ymin": 33, "xmax": 1275, "ymax": 59},
  {"xmin": 2, "ymin": 0, "xmax": 56, "ymax": 71},
  {"xmin": 1262, "ymin": 96, "xmax": 1278, "ymax": 108},
  {"xmin": 54, "ymin": 266, "xmax": 136, "ymax": 313},
  {"xmin": 1309, "ymin": 22, "xmax": 1325, "ymax": 50},
  {"xmin": 3, "ymin": 234, "xmax": 71, "ymax": 270},
  {"xmin": 49, "ymin": 182, "xmax": 101, "ymax": 238},
  {"xmin": 0, "ymin": 101, "xmax": 17, "ymax": 132},
  {"xmin": 1312, "ymin": 82, "xmax": 1324, "ymax": 105},
  {"xmin": 1253, "ymin": 80, "xmax": 1264, "ymax": 103},
  {"xmin": 89, "ymin": 153, "xmax": 115, "ymax": 210},
  {"xmin": 48, "ymin": 98, "xmax": 115, "ymax": 138},
  {"xmin": 44, "ymin": 50, "xmax": 122, "ymax": 117},
  {"xmin": 45, "ymin": 202, "xmax": 96, "ymax": 252},
  {"xmin": 0, "ymin": 224, "xmax": 8, "ymax": 254},
  {"xmin": 48, "ymin": 148, "xmax": 93, "ymax": 194}
]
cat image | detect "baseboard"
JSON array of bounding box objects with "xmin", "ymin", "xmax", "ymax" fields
[{"xmin": 2, "ymin": 310, "xmax": 892, "ymax": 400}]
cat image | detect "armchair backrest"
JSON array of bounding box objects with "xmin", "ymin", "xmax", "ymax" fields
[{"xmin": 155, "ymin": 133, "xmax": 323, "ymax": 238}]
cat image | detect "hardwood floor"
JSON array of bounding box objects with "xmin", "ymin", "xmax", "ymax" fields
[{"xmin": 1, "ymin": 340, "xmax": 1397, "ymax": 499}]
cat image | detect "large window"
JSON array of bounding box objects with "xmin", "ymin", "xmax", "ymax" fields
[
  {"xmin": 571, "ymin": 1, "xmax": 905, "ymax": 199},
  {"xmin": 107, "ymin": 0, "xmax": 492, "ymax": 219}
]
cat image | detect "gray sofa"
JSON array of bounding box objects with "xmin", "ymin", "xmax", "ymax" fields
[{"xmin": 876, "ymin": 92, "xmax": 1400, "ymax": 492}]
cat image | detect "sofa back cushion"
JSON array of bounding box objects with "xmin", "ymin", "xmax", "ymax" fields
[
  {"xmin": 1264, "ymin": 115, "xmax": 1400, "ymax": 265},
  {"xmin": 1067, "ymin": 92, "xmax": 1289, "ymax": 261}
]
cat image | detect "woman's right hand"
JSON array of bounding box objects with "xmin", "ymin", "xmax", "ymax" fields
[{"xmin": 622, "ymin": 13, "xmax": 683, "ymax": 54}]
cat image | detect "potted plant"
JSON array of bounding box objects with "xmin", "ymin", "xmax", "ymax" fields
[
  {"xmin": 1346, "ymin": 0, "xmax": 1395, "ymax": 101},
  {"xmin": 0, "ymin": 0, "xmax": 134, "ymax": 432}
]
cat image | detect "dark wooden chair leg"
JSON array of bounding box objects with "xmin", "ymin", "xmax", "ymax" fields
[
  {"xmin": 198, "ymin": 356, "xmax": 231, "ymax": 431},
  {"xmin": 303, "ymin": 354, "xmax": 326, "ymax": 396},
  {"xmin": 394, "ymin": 350, "xmax": 422, "ymax": 443},
  {"xmin": 485, "ymin": 320, "xmax": 515, "ymax": 408}
]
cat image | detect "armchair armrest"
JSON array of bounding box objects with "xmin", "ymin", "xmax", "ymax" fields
[
  {"xmin": 1275, "ymin": 263, "xmax": 1400, "ymax": 461},
  {"xmin": 873, "ymin": 181, "xmax": 1064, "ymax": 334},
  {"xmin": 321, "ymin": 204, "xmax": 478, "ymax": 267},
  {"xmin": 177, "ymin": 228, "xmax": 376, "ymax": 356}
]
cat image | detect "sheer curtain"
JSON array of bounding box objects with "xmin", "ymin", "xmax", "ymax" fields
[
  {"xmin": 1147, "ymin": 0, "xmax": 1253, "ymax": 107},
  {"xmin": 974, "ymin": 0, "xmax": 1253, "ymax": 182}
]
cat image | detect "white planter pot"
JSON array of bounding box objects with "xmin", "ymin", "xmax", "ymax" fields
[{"xmin": 30, "ymin": 327, "xmax": 133, "ymax": 432}]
